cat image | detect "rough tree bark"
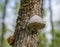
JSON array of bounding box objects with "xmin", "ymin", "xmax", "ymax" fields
[{"xmin": 12, "ymin": 0, "xmax": 43, "ymax": 47}]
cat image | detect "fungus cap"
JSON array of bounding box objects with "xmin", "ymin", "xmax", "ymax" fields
[{"xmin": 28, "ymin": 15, "xmax": 45, "ymax": 30}]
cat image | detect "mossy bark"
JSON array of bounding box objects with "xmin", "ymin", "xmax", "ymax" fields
[{"xmin": 12, "ymin": 0, "xmax": 43, "ymax": 47}]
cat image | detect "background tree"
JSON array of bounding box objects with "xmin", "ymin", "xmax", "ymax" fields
[
  {"xmin": 49, "ymin": 0, "xmax": 54, "ymax": 46},
  {"xmin": 49, "ymin": 0, "xmax": 60, "ymax": 47},
  {"xmin": 1, "ymin": 0, "xmax": 8, "ymax": 47}
]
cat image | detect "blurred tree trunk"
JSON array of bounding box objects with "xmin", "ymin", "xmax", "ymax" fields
[
  {"xmin": 12, "ymin": 0, "xmax": 43, "ymax": 47},
  {"xmin": 1, "ymin": 0, "xmax": 8, "ymax": 47},
  {"xmin": 49, "ymin": 0, "xmax": 54, "ymax": 47}
]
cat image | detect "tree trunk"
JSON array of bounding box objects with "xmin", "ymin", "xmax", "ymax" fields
[
  {"xmin": 1, "ymin": 0, "xmax": 8, "ymax": 47},
  {"xmin": 12, "ymin": 0, "xmax": 43, "ymax": 47},
  {"xmin": 49, "ymin": 0, "xmax": 54, "ymax": 47}
]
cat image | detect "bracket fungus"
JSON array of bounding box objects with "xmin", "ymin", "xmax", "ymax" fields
[{"xmin": 27, "ymin": 15, "xmax": 45, "ymax": 30}]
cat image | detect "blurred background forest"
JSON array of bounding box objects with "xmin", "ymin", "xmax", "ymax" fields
[{"xmin": 0, "ymin": 0, "xmax": 60, "ymax": 47}]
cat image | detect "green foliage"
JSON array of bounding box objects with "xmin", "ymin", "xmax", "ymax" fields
[
  {"xmin": 3, "ymin": 39, "xmax": 11, "ymax": 47},
  {"xmin": 42, "ymin": 10, "xmax": 46, "ymax": 17},
  {"xmin": 38, "ymin": 33, "xmax": 47, "ymax": 47},
  {"xmin": 0, "ymin": 3, "xmax": 4, "ymax": 12},
  {"xmin": 0, "ymin": 45, "xmax": 2, "ymax": 47},
  {"xmin": 50, "ymin": 29, "xmax": 60, "ymax": 47}
]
